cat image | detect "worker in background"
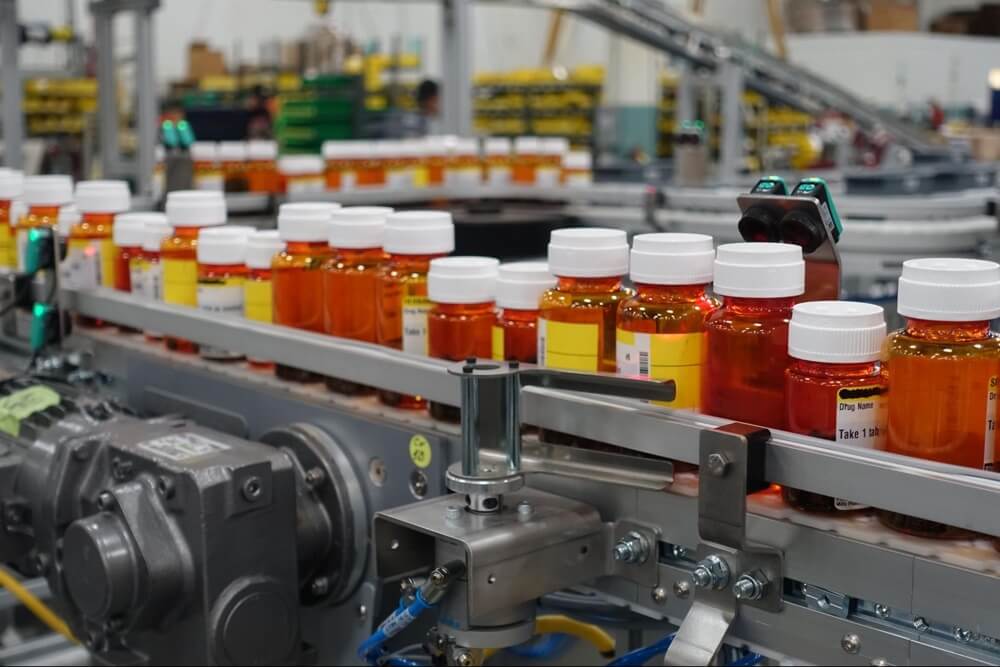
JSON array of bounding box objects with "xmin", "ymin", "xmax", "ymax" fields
[
  {"xmin": 247, "ymin": 85, "xmax": 274, "ymax": 139},
  {"xmin": 417, "ymin": 79, "xmax": 442, "ymax": 135}
]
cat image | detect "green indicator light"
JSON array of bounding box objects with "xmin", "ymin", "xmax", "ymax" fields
[{"xmin": 32, "ymin": 303, "xmax": 46, "ymax": 318}]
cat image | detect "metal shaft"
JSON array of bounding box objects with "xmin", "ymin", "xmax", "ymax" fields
[
  {"xmin": 0, "ymin": 0, "xmax": 23, "ymax": 169},
  {"xmin": 133, "ymin": 8, "xmax": 157, "ymax": 198},
  {"xmin": 460, "ymin": 370, "xmax": 480, "ymax": 477}
]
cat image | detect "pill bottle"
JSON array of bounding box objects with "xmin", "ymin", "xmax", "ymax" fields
[
  {"xmin": 322, "ymin": 141, "xmax": 348, "ymax": 191},
  {"xmin": 483, "ymin": 138, "xmax": 513, "ymax": 187},
  {"xmin": 218, "ymin": 141, "xmax": 249, "ymax": 192},
  {"xmin": 0, "ymin": 169, "xmax": 23, "ymax": 270},
  {"xmin": 616, "ymin": 233, "xmax": 719, "ymax": 410},
  {"xmin": 197, "ymin": 226, "xmax": 250, "ymax": 361},
  {"xmin": 190, "ymin": 141, "xmax": 222, "ymax": 191},
  {"xmin": 493, "ymin": 262, "xmax": 555, "ymax": 363},
  {"xmin": 279, "ymin": 155, "xmax": 325, "ymax": 195},
  {"xmin": 356, "ymin": 142, "xmax": 388, "ymax": 189},
  {"xmin": 273, "ymin": 202, "xmax": 339, "ymax": 381},
  {"xmin": 112, "ymin": 212, "xmax": 154, "ymax": 293},
  {"xmin": 537, "ymin": 138, "xmax": 569, "ymax": 187},
  {"xmin": 446, "ymin": 138, "xmax": 481, "ymax": 188},
  {"xmin": 783, "ymin": 301, "xmax": 887, "ymax": 513},
  {"xmin": 243, "ymin": 230, "xmax": 285, "ymax": 369},
  {"xmin": 71, "ymin": 180, "xmax": 130, "ymax": 290},
  {"xmin": 323, "ymin": 206, "xmax": 393, "ymax": 394},
  {"xmin": 538, "ymin": 228, "xmax": 631, "ymax": 373},
  {"xmin": 408, "ymin": 140, "xmax": 430, "ymax": 189},
  {"xmin": 162, "ymin": 190, "xmax": 228, "ymax": 353},
  {"xmin": 880, "ymin": 258, "xmax": 1000, "ymax": 538},
  {"xmin": 702, "ymin": 243, "xmax": 805, "ymax": 430},
  {"xmin": 427, "ymin": 256, "xmax": 500, "ymax": 421},
  {"xmin": 513, "ymin": 137, "xmax": 541, "ymax": 186},
  {"xmin": 384, "ymin": 141, "xmax": 413, "ymax": 190},
  {"xmin": 19, "ymin": 175, "xmax": 73, "ymax": 272},
  {"xmin": 424, "ymin": 137, "xmax": 448, "ymax": 187},
  {"xmin": 376, "ymin": 211, "xmax": 455, "ymax": 409},
  {"xmin": 57, "ymin": 205, "xmax": 79, "ymax": 245},
  {"xmin": 135, "ymin": 216, "xmax": 173, "ymax": 341},
  {"xmin": 563, "ymin": 151, "xmax": 593, "ymax": 187},
  {"xmin": 152, "ymin": 145, "xmax": 165, "ymax": 202},
  {"xmin": 246, "ymin": 140, "xmax": 280, "ymax": 194}
]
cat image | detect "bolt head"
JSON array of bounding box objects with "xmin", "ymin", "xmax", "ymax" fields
[
  {"xmin": 304, "ymin": 467, "xmax": 326, "ymax": 488},
  {"xmin": 310, "ymin": 577, "xmax": 330, "ymax": 597},
  {"xmin": 733, "ymin": 574, "xmax": 765, "ymax": 602},
  {"xmin": 357, "ymin": 604, "xmax": 368, "ymax": 620},
  {"xmin": 691, "ymin": 565, "xmax": 713, "ymax": 589},
  {"xmin": 97, "ymin": 491, "xmax": 115, "ymax": 511},
  {"xmin": 456, "ymin": 653, "xmax": 473, "ymax": 667},
  {"xmin": 671, "ymin": 545, "xmax": 689, "ymax": 560},
  {"xmin": 673, "ymin": 580, "xmax": 691, "ymax": 599},
  {"xmin": 873, "ymin": 603, "xmax": 890, "ymax": 619},
  {"xmin": 706, "ymin": 452, "xmax": 730, "ymax": 477},
  {"xmin": 242, "ymin": 477, "xmax": 263, "ymax": 502},
  {"xmin": 913, "ymin": 617, "xmax": 929, "ymax": 632},
  {"xmin": 651, "ymin": 587, "xmax": 668, "ymax": 605},
  {"xmin": 517, "ymin": 501, "xmax": 534, "ymax": 518},
  {"xmin": 954, "ymin": 627, "xmax": 974, "ymax": 643},
  {"xmin": 841, "ymin": 633, "xmax": 861, "ymax": 655},
  {"xmin": 445, "ymin": 505, "xmax": 463, "ymax": 521}
]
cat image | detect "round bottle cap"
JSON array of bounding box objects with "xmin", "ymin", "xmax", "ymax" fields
[
  {"xmin": 322, "ymin": 140, "xmax": 354, "ymax": 160},
  {"xmin": 247, "ymin": 140, "xmax": 278, "ymax": 161},
  {"xmin": 897, "ymin": 257, "xmax": 1000, "ymax": 321},
  {"xmin": 484, "ymin": 137, "xmax": 512, "ymax": 156},
  {"xmin": 57, "ymin": 205, "xmax": 80, "ymax": 238},
  {"xmin": 383, "ymin": 211, "xmax": 455, "ymax": 255},
  {"xmin": 278, "ymin": 155, "xmax": 324, "ymax": 175},
  {"xmin": 428, "ymin": 256, "xmax": 500, "ymax": 304},
  {"xmin": 630, "ymin": 233, "xmax": 714, "ymax": 285},
  {"xmin": 142, "ymin": 219, "xmax": 173, "ymax": 253},
  {"xmin": 424, "ymin": 136, "xmax": 449, "ymax": 155},
  {"xmin": 0, "ymin": 169, "xmax": 23, "ymax": 200},
  {"xmin": 451, "ymin": 138, "xmax": 479, "ymax": 156},
  {"xmin": 74, "ymin": 180, "xmax": 131, "ymax": 214},
  {"xmin": 166, "ymin": 190, "xmax": 227, "ymax": 227},
  {"xmin": 329, "ymin": 206, "xmax": 394, "ymax": 249},
  {"xmin": 189, "ymin": 141, "xmax": 218, "ymax": 161},
  {"xmin": 541, "ymin": 137, "xmax": 570, "ymax": 156},
  {"xmin": 197, "ymin": 226, "xmax": 252, "ymax": 265},
  {"xmin": 789, "ymin": 301, "xmax": 886, "ymax": 363},
  {"xmin": 514, "ymin": 136, "xmax": 541, "ymax": 155},
  {"xmin": 563, "ymin": 151, "xmax": 592, "ymax": 170},
  {"xmin": 114, "ymin": 212, "xmax": 165, "ymax": 247},
  {"xmin": 218, "ymin": 141, "xmax": 248, "ymax": 161},
  {"xmin": 496, "ymin": 261, "xmax": 555, "ymax": 310},
  {"xmin": 246, "ymin": 230, "xmax": 285, "ymax": 269},
  {"xmin": 548, "ymin": 227, "xmax": 629, "ymax": 278},
  {"xmin": 278, "ymin": 202, "xmax": 340, "ymax": 242},
  {"xmin": 23, "ymin": 175, "xmax": 73, "ymax": 207},
  {"xmin": 713, "ymin": 242, "xmax": 805, "ymax": 298}
]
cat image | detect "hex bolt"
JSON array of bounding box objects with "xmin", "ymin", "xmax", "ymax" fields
[
  {"xmin": 97, "ymin": 491, "xmax": 115, "ymax": 512},
  {"xmin": 304, "ymin": 467, "xmax": 326, "ymax": 488},
  {"xmin": 517, "ymin": 501, "xmax": 534, "ymax": 519},
  {"xmin": 873, "ymin": 603, "xmax": 890, "ymax": 619},
  {"xmin": 691, "ymin": 565, "xmax": 713, "ymax": 589},
  {"xmin": 733, "ymin": 573, "xmax": 766, "ymax": 602},
  {"xmin": 242, "ymin": 477, "xmax": 263, "ymax": 502},
  {"xmin": 673, "ymin": 580, "xmax": 692, "ymax": 600},
  {"xmin": 954, "ymin": 627, "xmax": 974, "ymax": 643},
  {"xmin": 913, "ymin": 617, "xmax": 929, "ymax": 632},
  {"xmin": 445, "ymin": 505, "xmax": 463, "ymax": 521},
  {"xmin": 841, "ymin": 633, "xmax": 861, "ymax": 655},
  {"xmin": 651, "ymin": 587, "xmax": 668, "ymax": 605},
  {"xmin": 612, "ymin": 532, "xmax": 649, "ymax": 565},
  {"xmin": 691, "ymin": 554, "xmax": 730, "ymax": 590},
  {"xmin": 310, "ymin": 577, "xmax": 330, "ymax": 598},
  {"xmin": 671, "ymin": 544, "xmax": 689, "ymax": 560},
  {"xmin": 706, "ymin": 452, "xmax": 730, "ymax": 478}
]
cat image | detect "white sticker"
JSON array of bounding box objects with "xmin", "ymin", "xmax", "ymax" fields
[
  {"xmin": 487, "ymin": 167, "xmax": 512, "ymax": 187},
  {"xmin": 387, "ymin": 170, "xmax": 413, "ymax": 190},
  {"xmin": 15, "ymin": 229, "xmax": 28, "ymax": 272},
  {"xmin": 341, "ymin": 170, "xmax": 357, "ymax": 191},
  {"xmin": 833, "ymin": 384, "xmax": 887, "ymax": 511},
  {"xmin": 197, "ymin": 283, "xmax": 243, "ymax": 315},
  {"xmin": 535, "ymin": 167, "xmax": 561, "ymax": 188},
  {"xmin": 287, "ymin": 177, "xmax": 325, "ymax": 194},
  {"xmin": 143, "ymin": 264, "xmax": 164, "ymax": 301},
  {"xmin": 138, "ymin": 432, "xmax": 231, "ymax": 462},
  {"xmin": 537, "ymin": 318, "xmax": 547, "ymax": 368},
  {"xmin": 402, "ymin": 296, "xmax": 430, "ymax": 355},
  {"xmin": 129, "ymin": 261, "xmax": 145, "ymax": 296},
  {"xmin": 194, "ymin": 173, "xmax": 224, "ymax": 191},
  {"xmin": 60, "ymin": 246, "xmax": 100, "ymax": 290},
  {"xmin": 986, "ymin": 376, "xmax": 997, "ymax": 470}
]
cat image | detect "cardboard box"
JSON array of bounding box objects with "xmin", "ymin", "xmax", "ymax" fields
[
  {"xmin": 187, "ymin": 41, "xmax": 227, "ymax": 80},
  {"xmin": 865, "ymin": 0, "xmax": 919, "ymax": 31}
]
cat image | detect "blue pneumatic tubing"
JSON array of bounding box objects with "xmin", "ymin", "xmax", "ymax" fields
[
  {"xmin": 357, "ymin": 591, "xmax": 434, "ymax": 664},
  {"xmin": 606, "ymin": 634, "xmax": 676, "ymax": 666}
]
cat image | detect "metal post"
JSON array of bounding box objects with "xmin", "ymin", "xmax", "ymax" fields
[
  {"xmin": 0, "ymin": 0, "xmax": 23, "ymax": 169},
  {"xmin": 93, "ymin": 6, "xmax": 120, "ymax": 179},
  {"xmin": 674, "ymin": 61, "xmax": 696, "ymax": 126},
  {"xmin": 504, "ymin": 370, "xmax": 520, "ymax": 474},
  {"xmin": 441, "ymin": 0, "xmax": 472, "ymax": 137},
  {"xmin": 460, "ymin": 369, "xmax": 480, "ymax": 477},
  {"xmin": 133, "ymin": 7, "xmax": 156, "ymax": 197},
  {"xmin": 717, "ymin": 59, "xmax": 744, "ymax": 185}
]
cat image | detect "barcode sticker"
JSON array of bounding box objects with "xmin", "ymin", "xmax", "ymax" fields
[{"xmin": 616, "ymin": 329, "xmax": 704, "ymax": 410}]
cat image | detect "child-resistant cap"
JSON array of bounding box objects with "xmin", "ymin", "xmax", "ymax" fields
[
  {"xmin": 630, "ymin": 233, "xmax": 714, "ymax": 285},
  {"xmin": 166, "ymin": 190, "xmax": 227, "ymax": 227},
  {"xmin": 0, "ymin": 169, "xmax": 23, "ymax": 200},
  {"xmin": 897, "ymin": 257, "xmax": 1000, "ymax": 321},
  {"xmin": 541, "ymin": 137, "xmax": 570, "ymax": 156},
  {"xmin": 329, "ymin": 207, "xmax": 393, "ymax": 249},
  {"xmin": 217, "ymin": 141, "xmax": 248, "ymax": 162},
  {"xmin": 484, "ymin": 137, "xmax": 512, "ymax": 156},
  {"xmin": 57, "ymin": 205, "xmax": 80, "ymax": 238},
  {"xmin": 246, "ymin": 230, "xmax": 285, "ymax": 269},
  {"xmin": 142, "ymin": 219, "xmax": 173, "ymax": 253},
  {"xmin": 713, "ymin": 243, "xmax": 805, "ymax": 298},
  {"xmin": 23, "ymin": 175, "xmax": 73, "ymax": 207},
  {"xmin": 496, "ymin": 262, "xmax": 555, "ymax": 310},
  {"xmin": 114, "ymin": 212, "xmax": 164, "ymax": 247},
  {"xmin": 247, "ymin": 140, "xmax": 278, "ymax": 161},
  {"xmin": 278, "ymin": 202, "xmax": 341, "ymax": 242},
  {"xmin": 278, "ymin": 155, "xmax": 324, "ymax": 176},
  {"xmin": 383, "ymin": 211, "xmax": 455, "ymax": 255},
  {"xmin": 74, "ymin": 180, "xmax": 131, "ymax": 214},
  {"xmin": 563, "ymin": 151, "xmax": 592, "ymax": 171},
  {"xmin": 548, "ymin": 228, "xmax": 629, "ymax": 278},
  {"xmin": 428, "ymin": 256, "xmax": 500, "ymax": 304},
  {"xmin": 189, "ymin": 141, "xmax": 217, "ymax": 161},
  {"xmin": 789, "ymin": 301, "xmax": 886, "ymax": 363},
  {"xmin": 197, "ymin": 226, "xmax": 251, "ymax": 265},
  {"xmin": 515, "ymin": 136, "xmax": 542, "ymax": 155}
]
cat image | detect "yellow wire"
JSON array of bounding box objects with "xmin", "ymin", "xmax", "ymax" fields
[
  {"xmin": 0, "ymin": 567, "xmax": 76, "ymax": 643},
  {"xmin": 482, "ymin": 614, "xmax": 616, "ymax": 662}
]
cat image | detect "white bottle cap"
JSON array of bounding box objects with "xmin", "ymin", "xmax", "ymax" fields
[
  {"xmin": 74, "ymin": 180, "xmax": 131, "ymax": 214},
  {"xmin": 515, "ymin": 136, "xmax": 541, "ymax": 155},
  {"xmin": 329, "ymin": 206, "xmax": 393, "ymax": 249},
  {"xmin": 278, "ymin": 155, "xmax": 324, "ymax": 175},
  {"xmin": 166, "ymin": 190, "xmax": 227, "ymax": 227},
  {"xmin": 246, "ymin": 230, "xmax": 285, "ymax": 269},
  {"xmin": 548, "ymin": 228, "xmax": 629, "ymax": 278},
  {"xmin": 383, "ymin": 211, "xmax": 455, "ymax": 255},
  {"xmin": 278, "ymin": 202, "xmax": 340, "ymax": 242},
  {"xmin": 630, "ymin": 233, "xmax": 715, "ymax": 285},
  {"xmin": 0, "ymin": 169, "xmax": 23, "ymax": 200},
  {"xmin": 114, "ymin": 212, "xmax": 165, "ymax": 247},
  {"xmin": 563, "ymin": 151, "xmax": 592, "ymax": 170},
  {"xmin": 496, "ymin": 262, "xmax": 556, "ymax": 310},
  {"xmin": 541, "ymin": 137, "xmax": 570, "ymax": 156},
  {"xmin": 218, "ymin": 141, "xmax": 248, "ymax": 161},
  {"xmin": 247, "ymin": 140, "xmax": 278, "ymax": 161},
  {"xmin": 428, "ymin": 256, "xmax": 500, "ymax": 304},
  {"xmin": 197, "ymin": 226, "xmax": 251, "ymax": 265},
  {"xmin": 451, "ymin": 138, "xmax": 480, "ymax": 156},
  {"xmin": 424, "ymin": 136, "xmax": 449, "ymax": 155},
  {"xmin": 484, "ymin": 137, "xmax": 512, "ymax": 156},
  {"xmin": 789, "ymin": 301, "xmax": 887, "ymax": 363},
  {"xmin": 713, "ymin": 243, "xmax": 805, "ymax": 298},
  {"xmin": 190, "ymin": 141, "xmax": 218, "ymax": 162},
  {"xmin": 23, "ymin": 175, "xmax": 73, "ymax": 207},
  {"xmin": 897, "ymin": 257, "xmax": 1000, "ymax": 321},
  {"xmin": 322, "ymin": 140, "xmax": 353, "ymax": 160},
  {"xmin": 57, "ymin": 205, "xmax": 80, "ymax": 238},
  {"xmin": 142, "ymin": 219, "xmax": 174, "ymax": 253}
]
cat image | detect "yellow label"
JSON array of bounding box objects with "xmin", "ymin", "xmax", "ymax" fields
[
  {"xmin": 163, "ymin": 259, "xmax": 198, "ymax": 307},
  {"xmin": 409, "ymin": 434, "xmax": 432, "ymax": 469},
  {"xmin": 0, "ymin": 224, "xmax": 14, "ymax": 269},
  {"xmin": 538, "ymin": 319, "xmax": 600, "ymax": 372},
  {"xmin": 0, "ymin": 385, "xmax": 60, "ymax": 437},
  {"xmin": 492, "ymin": 326, "xmax": 505, "ymax": 361},
  {"xmin": 244, "ymin": 279, "xmax": 274, "ymax": 323},
  {"xmin": 616, "ymin": 329, "xmax": 704, "ymax": 410},
  {"xmin": 413, "ymin": 166, "xmax": 430, "ymax": 189}
]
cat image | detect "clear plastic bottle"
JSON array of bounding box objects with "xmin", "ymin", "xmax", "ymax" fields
[
  {"xmin": 376, "ymin": 211, "xmax": 455, "ymax": 409},
  {"xmin": 616, "ymin": 233, "xmax": 719, "ymax": 410},
  {"xmin": 190, "ymin": 142, "xmax": 222, "ymax": 191},
  {"xmin": 880, "ymin": 258, "xmax": 1000, "ymax": 538},
  {"xmin": 243, "ymin": 230, "xmax": 285, "ymax": 369},
  {"xmin": 134, "ymin": 215, "xmax": 172, "ymax": 341},
  {"xmin": 784, "ymin": 301, "xmax": 888, "ymax": 513},
  {"xmin": 218, "ymin": 141, "xmax": 249, "ymax": 192},
  {"xmin": 702, "ymin": 243, "xmax": 805, "ymax": 430},
  {"xmin": 197, "ymin": 226, "xmax": 251, "ymax": 361},
  {"xmin": 427, "ymin": 256, "xmax": 500, "ymax": 421},
  {"xmin": 246, "ymin": 141, "xmax": 280, "ymax": 194},
  {"xmin": 513, "ymin": 137, "xmax": 541, "ymax": 186},
  {"xmin": 0, "ymin": 169, "xmax": 23, "ymax": 270},
  {"xmin": 162, "ymin": 190, "xmax": 228, "ymax": 353},
  {"xmin": 18, "ymin": 175, "xmax": 73, "ymax": 272},
  {"xmin": 493, "ymin": 262, "xmax": 555, "ymax": 363},
  {"xmin": 71, "ymin": 180, "xmax": 131, "ymax": 291},
  {"xmin": 483, "ymin": 138, "xmax": 513, "ymax": 186},
  {"xmin": 538, "ymin": 228, "xmax": 631, "ymax": 373},
  {"xmin": 323, "ymin": 206, "xmax": 393, "ymax": 394}
]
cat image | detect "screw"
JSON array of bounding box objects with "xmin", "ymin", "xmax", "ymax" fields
[
  {"xmin": 651, "ymin": 587, "xmax": 668, "ymax": 605},
  {"xmin": 954, "ymin": 627, "xmax": 974, "ymax": 643},
  {"xmin": 733, "ymin": 574, "xmax": 766, "ymax": 602},
  {"xmin": 706, "ymin": 452, "xmax": 730, "ymax": 477},
  {"xmin": 410, "ymin": 471, "xmax": 428, "ymax": 499},
  {"xmin": 671, "ymin": 545, "xmax": 689, "ymax": 560},
  {"xmin": 487, "ymin": 574, "xmax": 497, "ymax": 585},
  {"xmin": 4, "ymin": 507, "xmax": 22, "ymax": 526},
  {"xmin": 692, "ymin": 565, "xmax": 713, "ymax": 589},
  {"xmin": 673, "ymin": 580, "xmax": 691, "ymax": 599},
  {"xmin": 357, "ymin": 604, "xmax": 368, "ymax": 620},
  {"xmin": 304, "ymin": 467, "xmax": 326, "ymax": 488},
  {"xmin": 445, "ymin": 505, "xmax": 463, "ymax": 521},
  {"xmin": 456, "ymin": 654, "xmax": 473, "ymax": 667},
  {"xmin": 612, "ymin": 532, "xmax": 649, "ymax": 565},
  {"xmin": 692, "ymin": 555, "xmax": 730, "ymax": 590},
  {"xmin": 32, "ymin": 552, "xmax": 50, "ymax": 576},
  {"xmin": 841, "ymin": 633, "xmax": 861, "ymax": 655},
  {"xmin": 431, "ymin": 569, "xmax": 446, "ymax": 586},
  {"xmin": 242, "ymin": 477, "xmax": 263, "ymax": 502},
  {"xmin": 913, "ymin": 617, "xmax": 929, "ymax": 632},
  {"xmin": 157, "ymin": 476, "xmax": 176, "ymax": 500},
  {"xmin": 517, "ymin": 501, "xmax": 534, "ymax": 519},
  {"xmin": 873, "ymin": 603, "xmax": 890, "ymax": 619},
  {"xmin": 97, "ymin": 491, "xmax": 115, "ymax": 511},
  {"xmin": 310, "ymin": 577, "xmax": 330, "ymax": 597},
  {"xmin": 400, "ymin": 578, "xmax": 417, "ymax": 597}
]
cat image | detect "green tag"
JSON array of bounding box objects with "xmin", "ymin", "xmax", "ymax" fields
[{"xmin": 0, "ymin": 386, "xmax": 61, "ymax": 437}]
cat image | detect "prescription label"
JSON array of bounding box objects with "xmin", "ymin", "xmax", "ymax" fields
[
  {"xmin": 492, "ymin": 326, "xmax": 505, "ymax": 361},
  {"xmin": 163, "ymin": 259, "xmax": 198, "ymax": 307},
  {"xmin": 986, "ymin": 376, "xmax": 997, "ymax": 471},
  {"xmin": 244, "ymin": 279, "xmax": 273, "ymax": 323},
  {"xmin": 197, "ymin": 277, "xmax": 245, "ymax": 315},
  {"xmin": 409, "ymin": 434, "xmax": 432, "ymax": 469},
  {"xmin": 129, "ymin": 258, "xmax": 147, "ymax": 295},
  {"xmin": 616, "ymin": 330, "xmax": 703, "ymax": 410},
  {"xmin": 537, "ymin": 319, "xmax": 599, "ymax": 372},
  {"xmin": 402, "ymin": 295, "xmax": 431, "ymax": 355},
  {"xmin": 833, "ymin": 384, "xmax": 887, "ymax": 510},
  {"xmin": 67, "ymin": 238, "xmax": 116, "ymax": 288}
]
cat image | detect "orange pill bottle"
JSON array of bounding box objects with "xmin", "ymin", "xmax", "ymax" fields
[
  {"xmin": 247, "ymin": 141, "xmax": 280, "ymax": 194},
  {"xmin": 427, "ymin": 256, "xmax": 500, "ymax": 421},
  {"xmin": 218, "ymin": 141, "xmax": 249, "ymax": 192},
  {"xmin": 243, "ymin": 230, "xmax": 285, "ymax": 369},
  {"xmin": 112, "ymin": 213, "xmax": 150, "ymax": 293},
  {"xmin": 190, "ymin": 142, "xmax": 222, "ymax": 191},
  {"xmin": 881, "ymin": 258, "xmax": 1000, "ymax": 538},
  {"xmin": 323, "ymin": 141, "xmax": 352, "ymax": 191},
  {"xmin": 513, "ymin": 137, "xmax": 541, "ymax": 186},
  {"xmin": 0, "ymin": 169, "xmax": 23, "ymax": 270},
  {"xmin": 445, "ymin": 138, "xmax": 481, "ymax": 188},
  {"xmin": 484, "ymin": 138, "xmax": 513, "ymax": 187},
  {"xmin": 376, "ymin": 211, "xmax": 455, "ymax": 409},
  {"xmin": 537, "ymin": 137, "xmax": 568, "ymax": 187},
  {"xmin": 784, "ymin": 301, "xmax": 887, "ymax": 513},
  {"xmin": 424, "ymin": 137, "xmax": 448, "ymax": 187},
  {"xmin": 134, "ymin": 216, "xmax": 173, "ymax": 341},
  {"xmin": 616, "ymin": 233, "xmax": 719, "ymax": 411},
  {"xmin": 702, "ymin": 243, "xmax": 805, "ymax": 430},
  {"xmin": 492, "ymin": 262, "xmax": 554, "ymax": 363},
  {"xmin": 18, "ymin": 175, "xmax": 73, "ymax": 272},
  {"xmin": 71, "ymin": 180, "xmax": 131, "ymax": 289},
  {"xmin": 356, "ymin": 142, "xmax": 388, "ymax": 189},
  {"xmin": 538, "ymin": 228, "xmax": 631, "ymax": 373},
  {"xmin": 197, "ymin": 226, "xmax": 250, "ymax": 361}
]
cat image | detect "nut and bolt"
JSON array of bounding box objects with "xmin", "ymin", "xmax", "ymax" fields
[
  {"xmin": 954, "ymin": 627, "xmax": 974, "ymax": 643},
  {"xmin": 445, "ymin": 505, "xmax": 463, "ymax": 521},
  {"xmin": 310, "ymin": 577, "xmax": 330, "ymax": 598},
  {"xmin": 242, "ymin": 477, "xmax": 263, "ymax": 502},
  {"xmin": 691, "ymin": 554, "xmax": 730, "ymax": 590},
  {"xmin": 733, "ymin": 573, "xmax": 767, "ymax": 602},
  {"xmin": 841, "ymin": 633, "xmax": 861, "ymax": 655},
  {"xmin": 651, "ymin": 587, "xmax": 668, "ymax": 605},
  {"xmin": 913, "ymin": 617, "xmax": 929, "ymax": 632},
  {"xmin": 304, "ymin": 467, "xmax": 326, "ymax": 488},
  {"xmin": 706, "ymin": 452, "xmax": 730, "ymax": 478},
  {"xmin": 97, "ymin": 491, "xmax": 115, "ymax": 511},
  {"xmin": 873, "ymin": 603, "xmax": 890, "ymax": 619},
  {"xmin": 612, "ymin": 532, "xmax": 649, "ymax": 565},
  {"xmin": 431, "ymin": 569, "xmax": 447, "ymax": 586},
  {"xmin": 517, "ymin": 501, "xmax": 534, "ymax": 519},
  {"xmin": 673, "ymin": 580, "xmax": 692, "ymax": 600}
]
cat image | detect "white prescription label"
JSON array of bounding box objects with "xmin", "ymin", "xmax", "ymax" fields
[
  {"xmin": 833, "ymin": 384, "xmax": 887, "ymax": 510},
  {"xmin": 402, "ymin": 296, "xmax": 431, "ymax": 355},
  {"xmin": 985, "ymin": 376, "xmax": 997, "ymax": 470}
]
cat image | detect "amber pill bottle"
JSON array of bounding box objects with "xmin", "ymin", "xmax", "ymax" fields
[{"xmin": 493, "ymin": 262, "xmax": 555, "ymax": 364}]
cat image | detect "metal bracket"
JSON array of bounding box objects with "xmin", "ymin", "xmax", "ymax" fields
[{"xmin": 803, "ymin": 583, "xmax": 851, "ymax": 619}]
